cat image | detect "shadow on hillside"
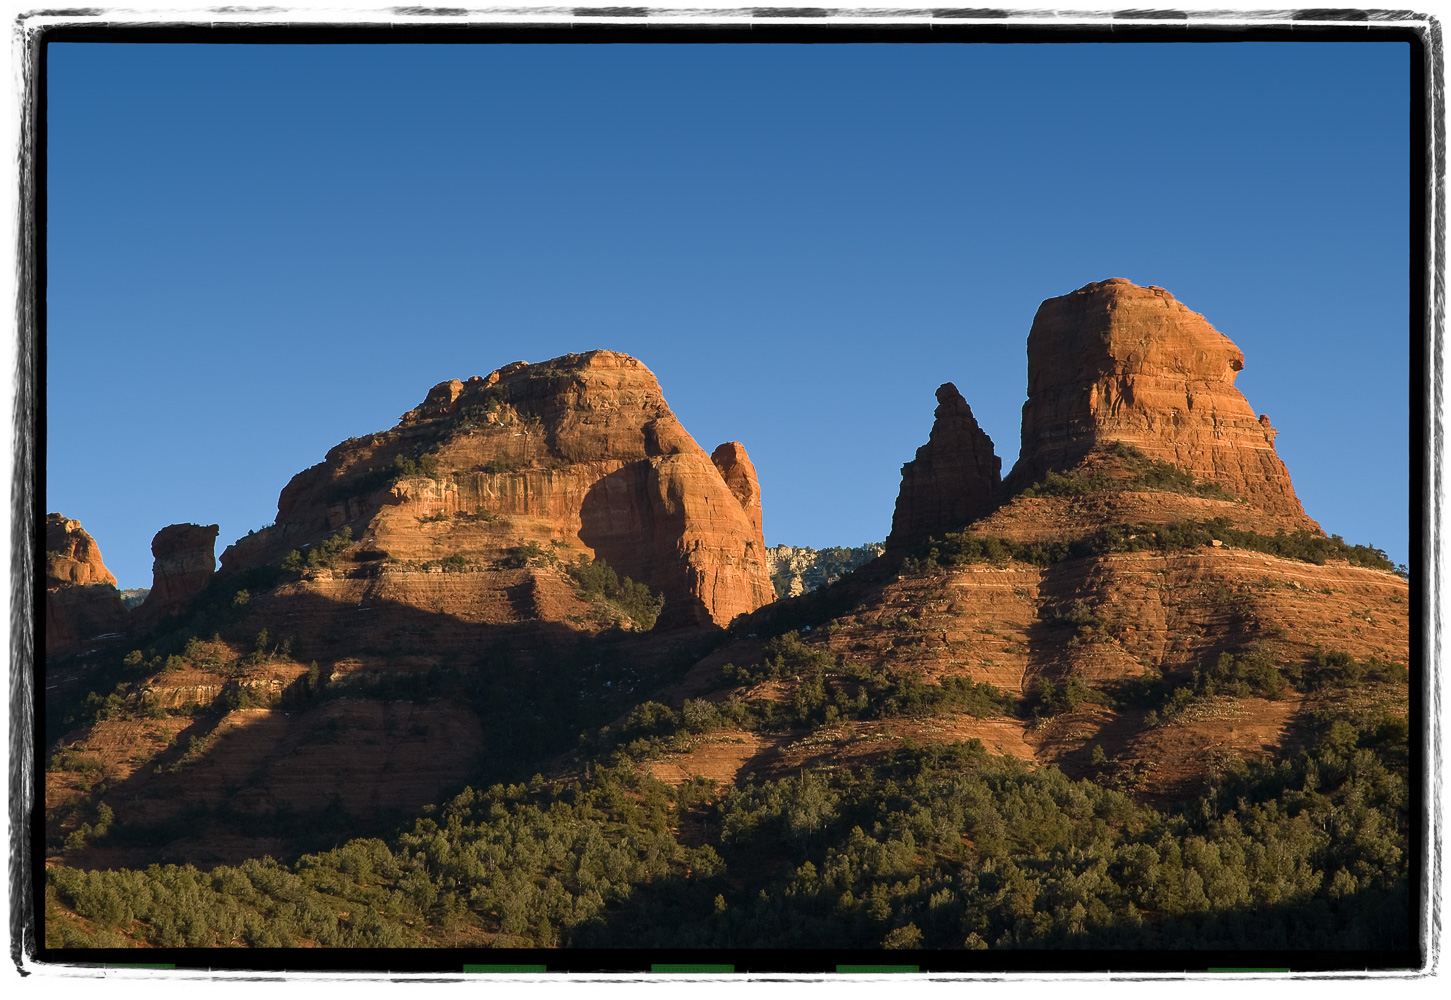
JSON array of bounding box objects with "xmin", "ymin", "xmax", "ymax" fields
[
  {"xmin": 49, "ymin": 583, "xmax": 723, "ymax": 870},
  {"xmin": 578, "ymin": 462, "xmax": 716, "ymax": 628},
  {"xmin": 565, "ymin": 852, "xmax": 1409, "ymax": 957}
]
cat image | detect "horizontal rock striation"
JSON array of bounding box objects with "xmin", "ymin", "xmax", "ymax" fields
[{"xmin": 221, "ymin": 350, "xmax": 773, "ymax": 628}]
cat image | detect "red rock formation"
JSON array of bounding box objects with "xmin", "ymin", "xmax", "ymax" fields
[
  {"xmin": 886, "ymin": 383, "xmax": 1002, "ymax": 551},
  {"xmin": 1010, "ymin": 278, "xmax": 1318, "ymax": 529},
  {"xmin": 133, "ymin": 523, "xmax": 219, "ymax": 632},
  {"xmin": 711, "ymin": 442, "xmax": 765, "ymax": 542},
  {"xmin": 44, "ymin": 514, "xmax": 128, "ymax": 658},
  {"xmin": 221, "ymin": 351, "xmax": 773, "ymax": 628},
  {"xmin": 45, "ymin": 513, "xmax": 118, "ymax": 588}
]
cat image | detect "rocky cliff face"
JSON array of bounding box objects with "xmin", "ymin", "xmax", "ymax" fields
[
  {"xmin": 1008, "ymin": 278, "xmax": 1317, "ymax": 530},
  {"xmin": 43, "ymin": 286, "xmax": 1409, "ymax": 895},
  {"xmin": 44, "ymin": 514, "xmax": 128, "ymax": 658},
  {"xmin": 221, "ymin": 351, "xmax": 773, "ymax": 629},
  {"xmin": 133, "ymin": 523, "xmax": 220, "ymax": 634},
  {"xmin": 886, "ymin": 382, "xmax": 1002, "ymax": 551}
]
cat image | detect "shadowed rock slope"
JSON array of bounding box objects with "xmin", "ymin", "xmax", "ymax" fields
[
  {"xmin": 131, "ymin": 523, "xmax": 220, "ymax": 635},
  {"xmin": 43, "ymin": 352, "xmax": 777, "ymax": 868}
]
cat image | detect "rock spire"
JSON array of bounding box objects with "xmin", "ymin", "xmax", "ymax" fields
[{"xmin": 886, "ymin": 382, "xmax": 1002, "ymax": 551}]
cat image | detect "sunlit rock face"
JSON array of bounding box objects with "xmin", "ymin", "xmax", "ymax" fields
[
  {"xmin": 1009, "ymin": 278, "xmax": 1318, "ymax": 530},
  {"xmin": 220, "ymin": 350, "xmax": 774, "ymax": 629}
]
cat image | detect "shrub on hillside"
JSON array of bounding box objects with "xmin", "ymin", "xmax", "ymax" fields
[
  {"xmin": 282, "ymin": 527, "xmax": 353, "ymax": 573},
  {"xmin": 566, "ymin": 555, "xmax": 663, "ymax": 631}
]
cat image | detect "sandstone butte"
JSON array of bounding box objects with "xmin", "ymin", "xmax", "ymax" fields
[
  {"xmin": 43, "ymin": 514, "xmax": 128, "ymax": 657},
  {"xmin": 1009, "ymin": 277, "xmax": 1319, "ymax": 530},
  {"xmin": 130, "ymin": 523, "xmax": 221, "ymax": 635},
  {"xmin": 887, "ymin": 278, "xmax": 1322, "ymax": 553},
  {"xmin": 218, "ymin": 350, "xmax": 775, "ymax": 634},
  {"xmin": 649, "ymin": 277, "xmax": 1406, "ymax": 802}
]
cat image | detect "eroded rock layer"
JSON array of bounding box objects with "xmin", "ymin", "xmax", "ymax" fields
[
  {"xmin": 221, "ymin": 350, "xmax": 773, "ymax": 628},
  {"xmin": 44, "ymin": 514, "xmax": 128, "ymax": 657},
  {"xmin": 1010, "ymin": 278, "xmax": 1317, "ymax": 529},
  {"xmin": 886, "ymin": 382, "xmax": 1001, "ymax": 551}
]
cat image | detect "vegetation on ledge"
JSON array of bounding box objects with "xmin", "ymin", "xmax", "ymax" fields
[
  {"xmin": 901, "ymin": 518, "xmax": 1403, "ymax": 576},
  {"xmin": 567, "ymin": 555, "xmax": 663, "ymax": 631},
  {"xmin": 1020, "ymin": 441, "xmax": 1236, "ymax": 501}
]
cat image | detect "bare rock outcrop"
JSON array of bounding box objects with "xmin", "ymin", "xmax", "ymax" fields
[
  {"xmin": 886, "ymin": 382, "xmax": 1002, "ymax": 551},
  {"xmin": 1008, "ymin": 278, "xmax": 1318, "ymax": 529},
  {"xmin": 133, "ymin": 523, "xmax": 219, "ymax": 633},
  {"xmin": 44, "ymin": 514, "xmax": 128, "ymax": 658},
  {"xmin": 711, "ymin": 442, "xmax": 765, "ymax": 543},
  {"xmin": 221, "ymin": 351, "xmax": 773, "ymax": 629}
]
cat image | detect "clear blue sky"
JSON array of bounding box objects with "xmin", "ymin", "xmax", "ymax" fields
[{"xmin": 46, "ymin": 42, "xmax": 1413, "ymax": 589}]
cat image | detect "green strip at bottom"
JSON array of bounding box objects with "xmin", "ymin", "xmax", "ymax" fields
[
  {"xmin": 652, "ymin": 964, "xmax": 735, "ymax": 973},
  {"xmin": 462, "ymin": 964, "xmax": 547, "ymax": 973},
  {"xmin": 837, "ymin": 965, "xmax": 919, "ymax": 973}
]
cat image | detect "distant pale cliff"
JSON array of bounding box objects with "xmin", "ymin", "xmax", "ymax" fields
[{"xmin": 767, "ymin": 542, "xmax": 885, "ymax": 598}]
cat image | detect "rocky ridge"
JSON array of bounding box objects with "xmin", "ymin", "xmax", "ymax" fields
[
  {"xmin": 43, "ymin": 280, "xmax": 1409, "ymax": 885},
  {"xmin": 637, "ymin": 277, "xmax": 1406, "ymax": 801}
]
